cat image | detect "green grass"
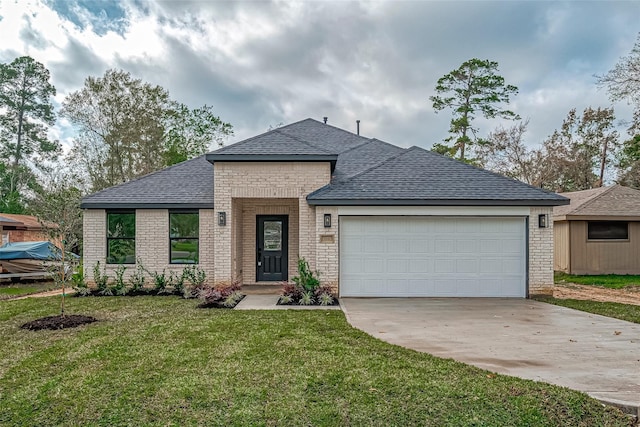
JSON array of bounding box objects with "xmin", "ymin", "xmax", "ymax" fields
[
  {"xmin": 0, "ymin": 281, "xmax": 58, "ymax": 300},
  {"xmin": 0, "ymin": 297, "xmax": 632, "ymax": 426},
  {"xmin": 555, "ymin": 272, "xmax": 640, "ymax": 289},
  {"xmin": 535, "ymin": 296, "xmax": 640, "ymax": 324}
]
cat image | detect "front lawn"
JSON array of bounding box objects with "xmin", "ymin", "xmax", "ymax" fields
[
  {"xmin": 555, "ymin": 272, "xmax": 640, "ymax": 289},
  {"xmin": 0, "ymin": 297, "xmax": 632, "ymax": 426},
  {"xmin": 0, "ymin": 281, "xmax": 58, "ymax": 300},
  {"xmin": 535, "ymin": 296, "xmax": 640, "ymax": 324}
]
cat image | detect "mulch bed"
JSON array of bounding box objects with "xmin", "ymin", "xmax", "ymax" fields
[
  {"xmin": 21, "ymin": 314, "xmax": 98, "ymax": 331},
  {"xmin": 197, "ymin": 294, "xmax": 246, "ymax": 309},
  {"xmin": 276, "ymin": 298, "xmax": 340, "ymax": 307}
]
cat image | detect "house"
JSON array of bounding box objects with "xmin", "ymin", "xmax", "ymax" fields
[
  {"xmin": 0, "ymin": 214, "xmax": 51, "ymax": 246},
  {"xmin": 553, "ymin": 185, "xmax": 640, "ymax": 275},
  {"xmin": 81, "ymin": 118, "xmax": 568, "ymax": 297}
]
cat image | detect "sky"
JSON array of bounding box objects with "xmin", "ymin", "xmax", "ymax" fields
[{"xmin": 1, "ymin": 0, "xmax": 639, "ymax": 153}]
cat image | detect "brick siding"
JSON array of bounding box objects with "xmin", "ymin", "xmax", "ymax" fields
[
  {"xmin": 82, "ymin": 208, "xmax": 215, "ymax": 284},
  {"xmin": 529, "ymin": 206, "xmax": 555, "ymax": 295},
  {"xmin": 213, "ymin": 161, "xmax": 331, "ymax": 286}
]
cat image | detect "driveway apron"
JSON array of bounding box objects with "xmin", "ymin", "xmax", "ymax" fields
[{"xmin": 340, "ymin": 298, "xmax": 640, "ymax": 415}]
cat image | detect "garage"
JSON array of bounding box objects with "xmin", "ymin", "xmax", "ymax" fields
[{"xmin": 339, "ymin": 216, "xmax": 527, "ymax": 297}]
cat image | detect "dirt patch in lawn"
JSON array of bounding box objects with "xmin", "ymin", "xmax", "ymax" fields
[
  {"xmin": 554, "ymin": 283, "xmax": 640, "ymax": 306},
  {"xmin": 20, "ymin": 314, "xmax": 97, "ymax": 331}
]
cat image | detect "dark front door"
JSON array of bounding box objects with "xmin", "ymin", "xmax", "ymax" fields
[{"xmin": 257, "ymin": 215, "xmax": 288, "ymax": 282}]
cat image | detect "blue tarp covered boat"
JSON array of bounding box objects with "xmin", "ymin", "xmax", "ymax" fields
[
  {"xmin": 0, "ymin": 241, "xmax": 68, "ymax": 261},
  {"xmin": 0, "ymin": 241, "xmax": 78, "ymax": 276}
]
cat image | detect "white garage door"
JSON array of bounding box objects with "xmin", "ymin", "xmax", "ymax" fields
[{"xmin": 340, "ymin": 216, "xmax": 526, "ymax": 297}]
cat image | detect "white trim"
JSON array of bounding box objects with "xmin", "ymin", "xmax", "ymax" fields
[{"xmin": 337, "ymin": 206, "xmax": 530, "ymax": 216}]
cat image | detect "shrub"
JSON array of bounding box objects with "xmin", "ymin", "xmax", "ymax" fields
[
  {"xmin": 317, "ymin": 292, "xmax": 335, "ymax": 306},
  {"xmin": 292, "ymin": 258, "xmax": 320, "ymax": 292},
  {"xmin": 93, "ymin": 261, "xmax": 109, "ymax": 295},
  {"xmin": 280, "ymin": 261, "xmax": 334, "ymax": 305},
  {"xmin": 278, "ymin": 294, "xmax": 293, "ymax": 305},
  {"xmin": 168, "ymin": 270, "xmax": 184, "ymax": 295},
  {"xmin": 182, "ymin": 265, "xmax": 207, "ymax": 298},
  {"xmin": 128, "ymin": 263, "xmax": 146, "ymax": 293},
  {"xmin": 199, "ymin": 281, "xmax": 243, "ymax": 307},
  {"xmin": 150, "ymin": 269, "xmax": 169, "ymax": 294},
  {"xmin": 71, "ymin": 265, "xmax": 91, "ymax": 296},
  {"xmin": 299, "ymin": 291, "xmax": 315, "ymax": 306},
  {"xmin": 112, "ymin": 265, "xmax": 128, "ymax": 296},
  {"xmin": 280, "ymin": 281, "xmax": 302, "ymax": 300},
  {"xmin": 314, "ymin": 284, "xmax": 335, "ymax": 298}
]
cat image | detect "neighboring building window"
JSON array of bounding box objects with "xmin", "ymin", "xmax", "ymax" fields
[
  {"xmin": 107, "ymin": 211, "xmax": 136, "ymax": 264},
  {"xmin": 587, "ymin": 221, "xmax": 629, "ymax": 240},
  {"xmin": 170, "ymin": 211, "xmax": 199, "ymax": 264}
]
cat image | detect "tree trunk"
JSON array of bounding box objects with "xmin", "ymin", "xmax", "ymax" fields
[
  {"xmin": 459, "ymin": 71, "xmax": 474, "ymax": 161},
  {"xmin": 598, "ymin": 139, "xmax": 608, "ymax": 187},
  {"xmin": 10, "ymin": 75, "xmax": 27, "ymax": 195}
]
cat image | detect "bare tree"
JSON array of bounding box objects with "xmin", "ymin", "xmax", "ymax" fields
[
  {"xmin": 31, "ymin": 170, "xmax": 84, "ymax": 316},
  {"xmin": 597, "ymin": 34, "xmax": 640, "ymax": 106},
  {"xmin": 541, "ymin": 107, "xmax": 618, "ymax": 192}
]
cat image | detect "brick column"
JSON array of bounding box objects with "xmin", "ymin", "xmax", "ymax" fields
[
  {"xmin": 315, "ymin": 206, "xmax": 339, "ymax": 293},
  {"xmin": 213, "ymin": 168, "xmax": 233, "ymax": 286},
  {"xmin": 529, "ymin": 206, "xmax": 554, "ymax": 295}
]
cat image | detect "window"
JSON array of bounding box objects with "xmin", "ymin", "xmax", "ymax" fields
[
  {"xmin": 170, "ymin": 212, "xmax": 199, "ymax": 264},
  {"xmin": 587, "ymin": 221, "xmax": 629, "ymax": 240},
  {"xmin": 107, "ymin": 211, "xmax": 135, "ymax": 264}
]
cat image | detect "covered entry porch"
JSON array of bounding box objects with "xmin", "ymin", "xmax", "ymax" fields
[{"xmin": 231, "ymin": 198, "xmax": 300, "ymax": 286}]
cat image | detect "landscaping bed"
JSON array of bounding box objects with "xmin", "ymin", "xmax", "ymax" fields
[
  {"xmin": 74, "ymin": 263, "xmax": 244, "ymax": 308},
  {"xmin": 20, "ymin": 314, "xmax": 97, "ymax": 331},
  {"xmin": 277, "ymin": 258, "xmax": 338, "ymax": 306},
  {"xmin": 0, "ymin": 296, "xmax": 634, "ymax": 426}
]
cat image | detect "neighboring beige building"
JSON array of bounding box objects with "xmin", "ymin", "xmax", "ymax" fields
[
  {"xmin": 554, "ymin": 185, "xmax": 640, "ymax": 275},
  {"xmin": 81, "ymin": 119, "xmax": 568, "ymax": 297}
]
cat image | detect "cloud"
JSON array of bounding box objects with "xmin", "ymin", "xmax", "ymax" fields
[{"xmin": 0, "ymin": 0, "xmax": 639, "ymax": 154}]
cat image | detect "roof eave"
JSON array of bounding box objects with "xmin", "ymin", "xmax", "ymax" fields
[
  {"xmin": 81, "ymin": 202, "xmax": 213, "ymax": 209},
  {"xmin": 563, "ymin": 214, "xmax": 640, "ymax": 221},
  {"xmin": 206, "ymin": 154, "xmax": 338, "ymax": 171},
  {"xmin": 306, "ymin": 198, "xmax": 569, "ymax": 207}
]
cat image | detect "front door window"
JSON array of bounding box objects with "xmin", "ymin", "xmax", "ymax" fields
[{"xmin": 263, "ymin": 221, "xmax": 282, "ymax": 251}]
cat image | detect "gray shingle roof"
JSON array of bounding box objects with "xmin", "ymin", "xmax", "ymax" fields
[
  {"xmin": 81, "ymin": 118, "xmax": 568, "ymax": 208},
  {"xmin": 211, "ymin": 128, "xmax": 334, "ymax": 155},
  {"xmin": 276, "ymin": 118, "xmax": 371, "ymax": 154},
  {"xmin": 307, "ymin": 146, "xmax": 569, "ymax": 206},
  {"xmin": 332, "ymin": 139, "xmax": 406, "ymax": 182},
  {"xmin": 554, "ymin": 185, "xmax": 640, "ymax": 218},
  {"xmin": 81, "ymin": 155, "xmax": 214, "ymax": 209}
]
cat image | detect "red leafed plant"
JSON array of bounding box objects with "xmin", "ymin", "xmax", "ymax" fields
[{"xmin": 199, "ymin": 280, "xmax": 243, "ymax": 308}]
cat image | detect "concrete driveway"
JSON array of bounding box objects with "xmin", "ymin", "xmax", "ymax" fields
[{"xmin": 340, "ymin": 298, "xmax": 640, "ymax": 415}]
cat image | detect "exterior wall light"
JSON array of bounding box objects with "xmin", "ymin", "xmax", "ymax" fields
[
  {"xmin": 324, "ymin": 213, "xmax": 332, "ymax": 228},
  {"xmin": 218, "ymin": 211, "xmax": 226, "ymax": 226},
  {"xmin": 538, "ymin": 214, "xmax": 548, "ymax": 228}
]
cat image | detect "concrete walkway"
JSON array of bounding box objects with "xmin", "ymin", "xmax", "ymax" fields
[
  {"xmin": 11, "ymin": 288, "xmax": 72, "ymax": 301},
  {"xmin": 235, "ymin": 294, "xmax": 341, "ymax": 310},
  {"xmin": 341, "ymin": 298, "xmax": 640, "ymax": 416}
]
